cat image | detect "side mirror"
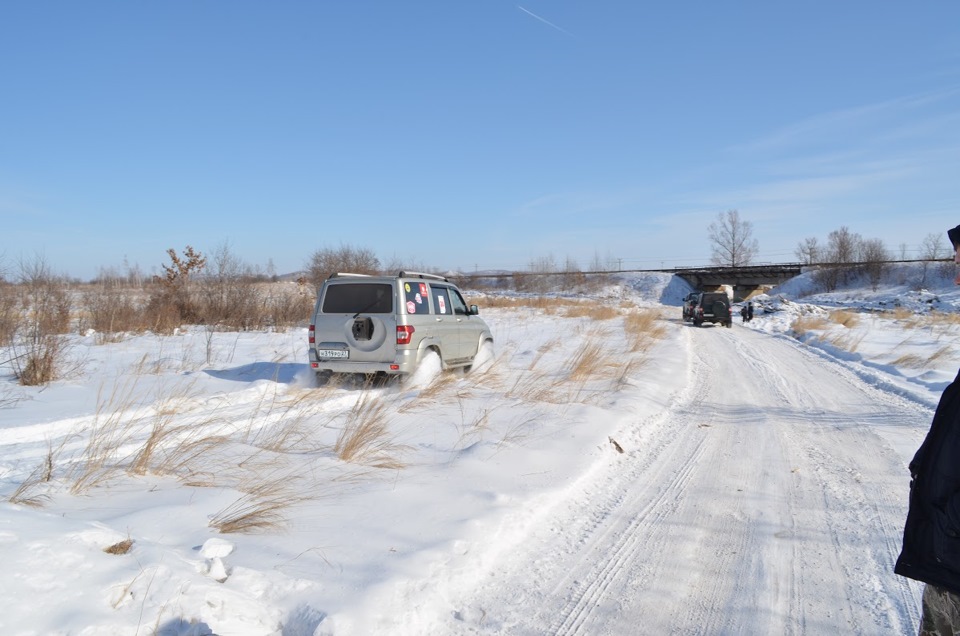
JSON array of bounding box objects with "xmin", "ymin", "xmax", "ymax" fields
[{"xmin": 470, "ymin": 305, "xmax": 479, "ymax": 315}]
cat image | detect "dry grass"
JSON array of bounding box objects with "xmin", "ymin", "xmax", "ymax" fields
[
  {"xmin": 567, "ymin": 338, "xmax": 612, "ymax": 384},
  {"xmin": 829, "ymin": 309, "xmax": 860, "ymax": 328},
  {"xmin": 67, "ymin": 378, "xmax": 229, "ymax": 492},
  {"xmin": 334, "ymin": 395, "xmax": 407, "ymax": 469},
  {"xmin": 886, "ymin": 306, "xmax": 916, "ymax": 321},
  {"xmin": 791, "ymin": 315, "xmax": 830, "ymax": 337},
  {"xmin": 563, "ymin": 304, "xmax": 619, "ymax": 320},
  {"xmin": 104, "ymin": 538, "xmax": 134, "ymax": 555},
  {"xmin": 528, "ymin": 337, "xmax": 560, "ymax": 371},
  {"xmin": 209, "ymin": 476, "xmax": 308, "ymax": 534},
  {"xmin": 624, "ymin": 308, "xmax": 666, "ymax": 353},
  {"xmin": 69, "ymin": 380, "xmax": 142, "ymax": 494},
  {"xmin": 927, "ymin": 311, "xmax": 960, "ymax": 327},
  {"xmin": 412, "ymin": 369, "xmax": 460, "ymax": 402},
  {"xmin": 241, "ymin": 385, "xmax": 329, "ymax": 453},
  {"xmin": 824, "ymin": 330, "xmax": 866, "ymax": 353},
  {"xmin": 892, "ymin": 345, "xmax": 955, "ymax": 369},
  {"xmin": 506, "ymin": 368, "xmax": 564, "ymax": 403},
  {"xmin": 8, "ymin": 463, "xmax": 52, "ymax": 507},
  {"xmin": 476, "ymin": 295, "xmax": 602, "ymax": 312},
  {"xmin": 8, "ymin": 437, "xmax": 69, "ymax": 507}
]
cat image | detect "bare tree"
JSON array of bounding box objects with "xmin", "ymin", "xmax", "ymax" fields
[
  {"xmin": 859, "ymin": 238, "xmax": 890, "ymax": 290},
  {"xmin": 708, "ymin": 209, "xmax": 759, "ymax": 267},
  {"xmin": 825, "ymin": 226, "xmax": 861, "ymax": 264},
  {"xmin": 795, "ymin": 237, "xmax": 820, "ymax": 265},
  {"xmin": 921, "ymin": 233, "xmax": 947, "ymax": 261}
]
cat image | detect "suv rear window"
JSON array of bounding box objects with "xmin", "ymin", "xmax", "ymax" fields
[{"xmin": 321, "ymin": 283, "xmax": 393, "ymax": 314}]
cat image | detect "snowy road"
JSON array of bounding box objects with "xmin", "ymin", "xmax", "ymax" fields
[{"xmin": 442, "ymin": 320, "xmax": 926, "ymax": 635}]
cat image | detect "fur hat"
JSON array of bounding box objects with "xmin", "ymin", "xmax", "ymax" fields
[{"xmin": 950, "ymin": 225, "xmax": 960, "ymax": 249}]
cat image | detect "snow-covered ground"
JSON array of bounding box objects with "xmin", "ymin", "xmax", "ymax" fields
[{"xmin": 1, "ymin": 263, "xmax": 959, "ymax": 635}]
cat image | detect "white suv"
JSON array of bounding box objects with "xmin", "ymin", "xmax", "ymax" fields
[{"xmin": 308, "ymin": 272, "xmax": 493, "ymax": 380}]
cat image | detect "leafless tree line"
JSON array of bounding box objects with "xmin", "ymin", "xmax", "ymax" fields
[{"xmin": 796, "ymin": 227, "xmax": 952, "ymax": 291}]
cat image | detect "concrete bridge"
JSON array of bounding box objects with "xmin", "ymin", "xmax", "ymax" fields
[{"xmin": 669, "ymin": 263, "xmax": 803, "ymax": 299}]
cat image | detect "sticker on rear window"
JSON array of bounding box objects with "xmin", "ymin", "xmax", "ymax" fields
[{"xmin": 407, "ymin": 301, "xmax": 416, "ymax": 314}]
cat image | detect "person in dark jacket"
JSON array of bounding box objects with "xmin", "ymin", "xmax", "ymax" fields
[{"xmin": 895, "ymin": 223, "xmax": 960, "ymax": 634}]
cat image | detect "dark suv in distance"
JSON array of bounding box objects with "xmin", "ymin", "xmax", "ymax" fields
[{"xmin": 691, "ymin": 292, "xmax": 732, "ymax": 328}]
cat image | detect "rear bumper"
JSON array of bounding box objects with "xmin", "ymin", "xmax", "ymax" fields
[{"xmin": 309, "ymin": 347, "xmax": 419, "ymax": 374}]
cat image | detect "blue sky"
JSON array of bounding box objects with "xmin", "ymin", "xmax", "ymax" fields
[{"xmin": 2, "ymin": 2, "xmax": 959, "ymax": 280}]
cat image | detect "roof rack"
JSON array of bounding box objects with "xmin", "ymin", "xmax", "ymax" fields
[
  {"xmin": 398, "ymin": 271, "xmax": 448, "ymax": 282},
  {"xmin": 328, "ymin": 272, "xmax": 374, "ymax": 279}
]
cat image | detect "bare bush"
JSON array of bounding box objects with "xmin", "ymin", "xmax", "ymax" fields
[
  {"xmin": 0, "ymin": 280, "xmax": 17, "ymax": 346},
  {"xmin": 8, "ymin": 256, "xmax": 73, "ymax": 386},
  {"xmin": 81, "ymin": 283, "xmax": 146, "ymax": 335},
  {"xmin": 265, "ymin": 281, "xmax": 313, "ymax": 329},
  {"xmin": 13, "ymin": 334, "xmax": 66, "ymax": 386},
  {"xmin": 18, "ymin": 256, "xmax": 71, "ymax": 337},
  {"xmin": 198, "ymin": 242, "xmax": 265, "ymax": 330},
  {"xmin": 146, "ymin": 246, "xmax": 207, "ymax": 328},
  {"xmin": 306, "ymin": 244, "xmax": 380, "ymax": 288}
]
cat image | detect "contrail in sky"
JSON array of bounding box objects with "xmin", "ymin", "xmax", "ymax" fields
[{"xmin": 518, "ymin": 5, "xmax": 575, "ymax": 37}]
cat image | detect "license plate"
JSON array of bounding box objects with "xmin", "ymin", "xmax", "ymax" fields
[{"xmin": 317, "ymin": 349, "xmax": 349, "ymax": 359}]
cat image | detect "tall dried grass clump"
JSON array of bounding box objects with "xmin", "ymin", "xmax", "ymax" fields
[
  {"xmin": 209, "ymin": 476, "xmax": 308, "ymax": 534},
  {"xmin": 624, "ymin": 309, "xmax": 666, "ymax": 352},
  {"xmin": 68, "ymin": 380, "xmax": 143, "ymax": 494},
  {"xmin": 892, "ymin": 345, "xmax": 955, "ymax": 369},
  {"xmin": 791, "ymin": 315, "xmax": 830, "ymax": 338},
  {"xmin": 829, "ymin": 309, "xmax": 859, "ymax": 328},
  {"xmin": 567, "ymin": 338, "xmax": 611, "ymax": 383},
  {"xmin": 334, "ymin": 395, "xmax": 407, "ymax": 469}
]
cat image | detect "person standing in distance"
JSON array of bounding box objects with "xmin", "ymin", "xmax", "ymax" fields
[{"xmin": 895, "ymin": 224, "xmax": 960, "ymax": 635}]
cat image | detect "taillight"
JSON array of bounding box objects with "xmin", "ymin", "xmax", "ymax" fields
[
  {"xmin": 308, "ymin": 325, "xmax": 315, "ymax": 344},
  {"xmin": 396, "ymin": 325, "xmax": 415, "ymax": 345}
]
